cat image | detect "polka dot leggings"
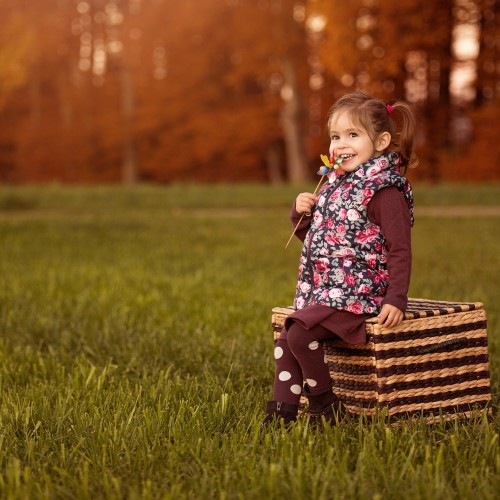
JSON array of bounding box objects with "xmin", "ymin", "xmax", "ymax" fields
[{"xmin": 272, "ymin": 322, "xmax": 336, "ymax": 405}]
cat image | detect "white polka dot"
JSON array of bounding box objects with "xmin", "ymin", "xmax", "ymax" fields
[
  {"xmin": 308, "ymin": 341, "xmax": 319, "ymax": 350},
  {"xmin": 278, "ymin": 371, "xmax": 291, "ymax": 381},
  {"xmin": 290, "ymin": 384, "xmax": 302, "ymax": 395},
  {"xmin": 274, "ymin": 346, "xmax": 284, "ymax": 359},
  {"xmin": 306, "ymin": 378, "xmax": 317, "ymax": 387}
]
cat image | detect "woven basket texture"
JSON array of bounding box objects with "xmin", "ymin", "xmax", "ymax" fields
[{"xmin": 271, "ymin": 298, "xmax": 491, "ymax": 422}]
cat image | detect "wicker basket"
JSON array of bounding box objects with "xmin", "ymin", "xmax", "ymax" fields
[{"xmin": 271, "ymin": 298, "xmax": 491, "ymax": 422}]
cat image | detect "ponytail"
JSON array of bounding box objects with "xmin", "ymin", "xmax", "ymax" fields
[{"xmin": 387, "ymin": 101, "xmax": 418, "ymax": 171}]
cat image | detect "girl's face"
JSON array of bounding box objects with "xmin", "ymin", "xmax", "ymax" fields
[{"xmin": 328, "ymin": 111, "xmax": 382, "ymax": 174}]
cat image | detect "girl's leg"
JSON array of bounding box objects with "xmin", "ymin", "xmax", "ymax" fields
[
  {"xmin": 271, "ymin": 339, "xmax": 304, "ymax": 405},
  {"xmin": 287, "ymin": 322, "xmax": 347, "ymax": 421},
  {"xmin": 286, "ymin": 322, "xmax": 334, "ymax": 395}
]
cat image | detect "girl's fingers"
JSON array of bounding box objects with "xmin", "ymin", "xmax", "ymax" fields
[
  {"xmin": 296, "ymin": 193, "xmax": 316, "ymax": 213},
  {"xmin": 378, "ymin": 305, "xmax": 403, "ymax": 328}
]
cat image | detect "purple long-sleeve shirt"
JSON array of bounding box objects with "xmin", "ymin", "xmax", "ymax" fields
[{"xmin": 282, "ymin": 186, "xmax": 412, "ymax": 344}]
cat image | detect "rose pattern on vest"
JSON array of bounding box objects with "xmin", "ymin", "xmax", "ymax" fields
[{"xmin": 294, "ymin": 152, "xmax": 414, "ymax": 315}]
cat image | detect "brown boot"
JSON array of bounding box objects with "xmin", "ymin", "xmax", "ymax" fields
[
  {"xmin": 304, "ymin": 383, "xmax": 346, "ymax": 424},
  {"xmin": 261, "ymin": 401, "xmax": 299, "ymax": 427}
]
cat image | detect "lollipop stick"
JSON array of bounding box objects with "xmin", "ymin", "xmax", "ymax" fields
[{"xmin": 284, "ymin": 175, "xmax": 326, "ymax": 249}]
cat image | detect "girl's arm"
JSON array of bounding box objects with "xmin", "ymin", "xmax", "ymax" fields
[
  {"xmin": 290, "ymin": 204, "xmax": 312, "ymax": 242},
  {"xmin": 367, "ymin": 186, "xmax": 412, "ymax": 326}
]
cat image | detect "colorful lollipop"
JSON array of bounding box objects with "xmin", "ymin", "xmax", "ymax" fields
[{"xmin": 285, "ymin": 153, "xmax": 344, "ymax": 249}]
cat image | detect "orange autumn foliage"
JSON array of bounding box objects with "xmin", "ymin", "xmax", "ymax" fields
[{"xmin": 0, "ymin": 0, "xmax": 498, "ymax": 184}]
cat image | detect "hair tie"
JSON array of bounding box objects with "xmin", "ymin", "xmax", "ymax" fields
[{"xmin": 386, "ymin": 104, "xmax": 395, "ymax": 115}]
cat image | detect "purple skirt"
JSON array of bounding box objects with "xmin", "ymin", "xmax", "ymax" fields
[{"xmin": 280, "ymin": 304, "xmax": 369, "ymax": 344}]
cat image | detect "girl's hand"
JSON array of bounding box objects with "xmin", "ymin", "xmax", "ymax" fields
[
  {"xmin": 377, "ymin": 304, "xmax": 404, "ymax": 328},
  {"xmin": 296, "ymin": 192, "xmax": 317, "ymax": 215}
]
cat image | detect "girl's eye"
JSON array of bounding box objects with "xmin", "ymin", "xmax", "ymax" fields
[
  {"xmin": 331, "ymin": 135, "xmax": 339, "ymax": 141},
  {"xmin": 349, "ymin": 132, "xmax": 358, "ymax": 138}
]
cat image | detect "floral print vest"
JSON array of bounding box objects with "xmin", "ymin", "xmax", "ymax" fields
[{"xmin": 294, "ymin": 152, "xmax": 414, "ymax": 315}]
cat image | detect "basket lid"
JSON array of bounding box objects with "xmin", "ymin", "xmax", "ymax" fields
[
  {"xmin": 366, "ymin": 298, "xmax": 484, "ymax": 323},
  {"xmin": 272, "ymin": 299, "xmax": 483, "ymax": 323}
]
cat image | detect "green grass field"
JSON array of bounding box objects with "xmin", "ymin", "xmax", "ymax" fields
[{"xmin": 0, "ymin": 184, "xmax": 498, "ymax": 499}]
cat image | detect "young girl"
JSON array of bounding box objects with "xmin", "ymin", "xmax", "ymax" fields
[{"xmin": 264, "ymin": 90, "xmax": 417, "ymax": 425}]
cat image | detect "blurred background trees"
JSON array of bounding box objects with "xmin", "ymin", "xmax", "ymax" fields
[{"xmin": 0, "ymin": 0, "xmax": 498, "ymax": 184}]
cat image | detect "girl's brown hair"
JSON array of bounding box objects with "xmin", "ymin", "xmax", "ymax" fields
[{"xmin": 327, "ymin": 90, "xmax": 418, "ymax": 170}]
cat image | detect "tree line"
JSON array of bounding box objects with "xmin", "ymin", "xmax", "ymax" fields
[{"xmin": 0, "ymin": 0, "xmax": 498, "ymax": 184}]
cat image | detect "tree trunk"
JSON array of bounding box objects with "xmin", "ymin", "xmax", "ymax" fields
[
  {"xmin": 423, "ymin": 0, "xmax": 454, "ymax": 182},
  {"xmin": 121, "ymin": 65, "xmax": 137, "ymax": 184},
  {"xmin": 475, "ymin": 0, "xmax": 499, "ymax": 107},
  {"xmin": 280, "ymin": 55, "xmax": 309, "ymax": 183}
]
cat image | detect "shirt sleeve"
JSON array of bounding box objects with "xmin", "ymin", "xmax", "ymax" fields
[
  {"xmin": 367, "ymin": 186, "xmax": 412, "ymax": 312},
  {"xmin": 290, "ymin": 203, "xmax": 313, "ymax": 242}
]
